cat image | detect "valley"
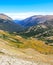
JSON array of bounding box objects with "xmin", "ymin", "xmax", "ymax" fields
[{"xmin": 0, "ymin": 14, "xmax": 53, "ymax": 65}]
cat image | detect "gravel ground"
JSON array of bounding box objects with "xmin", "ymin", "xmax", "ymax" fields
[{"xmin": 0, "ymin": 54, "xmax": 50, "ymax": 65}]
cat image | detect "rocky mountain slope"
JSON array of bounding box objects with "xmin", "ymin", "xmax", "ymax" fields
[
  {"xmin": 18, "ymin": 16, "xmax": 53, "ymax": 45},
  {"xmin": 0, "ymin": 14, "xmax": 24, "ymax": 33},
  {"xmin": 15, "ymin": 15, "xmax": 53, "ymax": 28}
]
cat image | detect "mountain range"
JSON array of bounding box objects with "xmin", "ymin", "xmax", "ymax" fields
[
  {"xmin": 15, "ymin": 15, "xmax": 53, "ymax": 45},
  {"xmin": 15, "ymin": 15, "xmax": 53, "ymax": 28},
  {"xmin": 0, "ymin": 14, "xmax": 53, "ymax": 46}
]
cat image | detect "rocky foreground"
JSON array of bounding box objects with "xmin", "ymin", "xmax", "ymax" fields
[
  {"xmin": 0, "ymin": 36, "xmax": 53, "ymax": 65},
  {"xmin": 0, "ymin": 47, "xmax": 53, "ymax": 65},
  {"xmin": 0, "ymin": 54, "xmax": 51, "ymax": 65}
]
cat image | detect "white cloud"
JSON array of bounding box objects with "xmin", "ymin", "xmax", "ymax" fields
[{"xmin": 5, "ymin": 12, "xmax": 53, "ymax": 20}]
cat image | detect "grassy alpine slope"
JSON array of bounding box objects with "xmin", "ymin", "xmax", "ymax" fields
[
  {"xmin": 0, "ymin": 30, "xmax": 53, "ymax": 65},
  {"xmin": 0, "ymin": 30, "xmax": 53, "ymax": 54}
]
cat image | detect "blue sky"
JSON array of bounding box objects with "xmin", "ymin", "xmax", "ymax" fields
[{"xmin": 0, "ymin": 0, "xmax": 53, "ymax": 19}]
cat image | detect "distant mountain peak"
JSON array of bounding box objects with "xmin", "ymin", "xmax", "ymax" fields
[
  {"xmin": 0, "ymin": 13, "xmax": 24, "ymax": 32},
  {"xmin": 0, "ymin": 13, "xmax": 12, "ymax": 21}
]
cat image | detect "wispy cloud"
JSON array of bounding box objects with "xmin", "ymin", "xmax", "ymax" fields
[{"xmin": 5, "ymin": 12, "xmax": 53, "ymax": 20}]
